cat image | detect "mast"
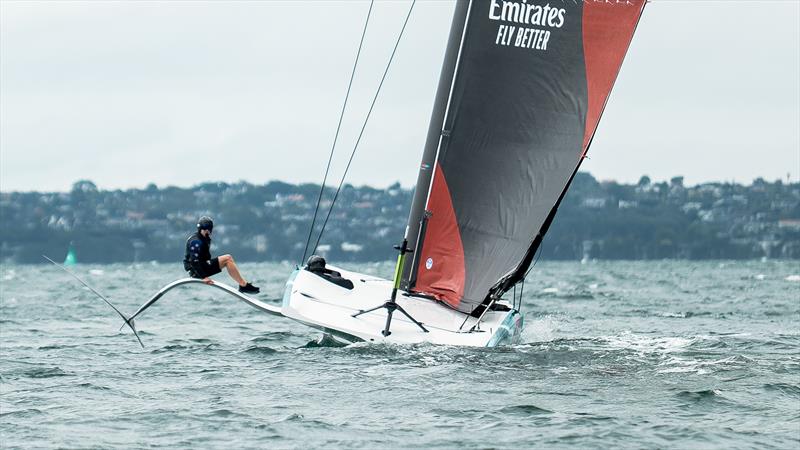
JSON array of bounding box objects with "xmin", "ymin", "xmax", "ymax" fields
[{"xmin": 400, "ymin": 0, "xmax": 471, "ymax": 290}]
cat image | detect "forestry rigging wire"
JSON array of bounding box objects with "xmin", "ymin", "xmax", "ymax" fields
[
  {"xmin": 301, "ymin": 0, "xmax": 375, "ymax": 265},
  {"xmin": 311, "ymin": 0, "xmax": 417, "ymax": 256}
]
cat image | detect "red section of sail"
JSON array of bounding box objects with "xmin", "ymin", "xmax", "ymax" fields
[
  {"xmin": 581, "ymin": 0, "xmax": 646, "ymax": 152},
  {"xmin": 413, "ymin": 164, "xmax": 465, "ymax": 308}
]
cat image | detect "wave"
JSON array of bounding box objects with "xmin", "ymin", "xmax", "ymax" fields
[
  {"xmin": 272, "ymin": 413, "xmax": 336, "ymax": 429},
  {"xmin": 0, "ymin": 408, "xmax": 43, "ymax": 418},
  {"xmin": 658, "ymin": 354, "xmax": 754, "ymax": 375},
  {"xmin": 498, "ymin": 404, "xmax": 553, "ymax": 415},
  {"xmin": 674, "ymin": 389, "xmax": 725, "ymax": 403},
  {"xmin": 303, "ymin": 334, "xmax": 348, "ymax": 348},
  {"xmin": 519, "ymin": 314, "xmax": 562, "ymax": 343},
  {"xmin": 23, "ymin": 367, "xmax": 70, "ymax": 378},
  {"xmin": 151, "ymin": 343, "xmax": 189, "ymax": 353},
  {"xmin": 602, "ymin": 332, "xmax": 696, "ymax": 354},
  {"xmin": 763, "ymin": 383, "xmax": 800, "ymax": 397},
  {"xmin": 538, "ymin": 391, "xmax": 589, "ymax": 397},
  {"xmin": 249, "ymin": 331, "xmax": 298, "ymax": 343},
  {"xmin": 206, "ymin": 408, "xmax": 251, "ymax": 419},
  {"xmin": 150, "ymin": 342, "xmax": 221, "ymax": 354},
  {"xmin": 37, "ymin": 343, "xmax": 80, "ymax": 350},
  {"xmin": 241, "ymin": 345, "xmax": 278, "ymax": 356}
]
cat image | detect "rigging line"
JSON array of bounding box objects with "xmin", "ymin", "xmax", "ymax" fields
[
  {"xmin": 312, "ymin": 0, "xmax": 417, "ymax": 255},
  {"xmin": 524, "ymin": 237, "xmax": 545, "ymax": 279},
  {"xmin": 301, "ymin": 0, "xmax": 375, "ymax": 265},
  {"xmin": 513, "ymin": 284, "xmax": 517, "ymax": 310},
  {"xmin": 509, "ymin": 237, "xmax": 542, "ymax": 313}
]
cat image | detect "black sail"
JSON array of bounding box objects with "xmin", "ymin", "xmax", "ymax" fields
[{"xmin": 402, "ymin": 0, "xmax": 646, "ymax": 313}]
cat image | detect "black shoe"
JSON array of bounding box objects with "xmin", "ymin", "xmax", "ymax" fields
[{"xmin": 239, "ymin": 282, "xmax": 260, "ymax": 294}]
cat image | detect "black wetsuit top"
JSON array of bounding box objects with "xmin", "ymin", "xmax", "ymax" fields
[
  {"xmin": 183, "ymin": 232, "xmax": 216, "ymax": 278},
  {"xmin": 306, "ymin": 266, "xmax": 354, "ymax": 290}
]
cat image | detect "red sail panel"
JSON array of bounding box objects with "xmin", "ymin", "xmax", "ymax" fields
[
  {"xmin": 582, "ymin": 0, "xmax": 646, "ymax": 151},
  {"xmin": 413, "ymin": 164, "xmax": 465, "ymax": 308}
]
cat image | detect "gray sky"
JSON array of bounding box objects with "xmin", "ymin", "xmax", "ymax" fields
[{"xmin": 1, "ymin": 0, "xmax": 798, "ymax": 192}]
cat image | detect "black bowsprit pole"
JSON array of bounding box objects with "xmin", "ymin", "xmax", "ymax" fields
[{"xmin": 352, "ymin": 239, "xmax": 428, "ymax": 337}]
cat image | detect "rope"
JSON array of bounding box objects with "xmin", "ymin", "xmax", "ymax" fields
[
  {"xmin": 514, "ymin": 236, "xmax": 543, "ymax": 313},
  {"xmin": 312, "ymin": 0, "xmax": 417, "ymax": 255},
  {"xmin": 301, "ymin": 0, "xmax": 375, "ymax": 264},
  {"xmin": 513, "ymin": 284, "xmax": 518, "ymax": 311},
  {"xmin": 524, "ymin": 237, "xmax": 545, "ymax": 279}
]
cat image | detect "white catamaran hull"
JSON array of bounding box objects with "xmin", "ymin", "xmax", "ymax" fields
[
  {"xmin": 282, "ymin": 266, "xmax": 523, "ymax": 347},
  {"xmin": 126, "ymin": 267, "xmax": 521, "ymax": 348}
]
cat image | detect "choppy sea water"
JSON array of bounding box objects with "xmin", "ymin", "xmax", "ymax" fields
[{"xmin": 1, "ymin": 260, "xmax": 799, "ymax": 448}]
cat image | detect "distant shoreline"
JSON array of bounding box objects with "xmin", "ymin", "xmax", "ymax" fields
[{"xmin": 2, "ymin": 174, "xmax": 798, "ymax": 264}]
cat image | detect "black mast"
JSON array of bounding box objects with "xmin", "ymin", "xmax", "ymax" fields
[{"xmin": 400, "ymin": 0, "xmax": 471, "ymax": 291}]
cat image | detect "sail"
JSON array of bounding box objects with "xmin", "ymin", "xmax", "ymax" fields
[{"xmin": 402, "ymin": 0, "xmax": 645, "ymax": 313}]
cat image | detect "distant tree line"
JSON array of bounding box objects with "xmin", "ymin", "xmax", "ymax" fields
[{"xmin": 1, "ymin": 173, "xmax": 798, "ymax": 264}]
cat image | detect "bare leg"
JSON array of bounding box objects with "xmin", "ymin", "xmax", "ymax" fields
[{"xmin": 218, "ymin": 254, "xmax": 246, "ymax": 287}]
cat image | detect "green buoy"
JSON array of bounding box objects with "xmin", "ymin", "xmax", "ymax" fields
[{"xmin": 64, "ymin": 242, "xmax": 77, "ymax": 266}]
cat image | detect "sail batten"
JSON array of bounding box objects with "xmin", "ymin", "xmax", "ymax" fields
[{"xmin": 403, "ymin": 0, "xmax": 646, "ymax": 313}]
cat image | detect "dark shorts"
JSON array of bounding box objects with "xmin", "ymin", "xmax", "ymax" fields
[{"xmin": 192, "ymin": 257, "xmax": 221, "ymax": 278}]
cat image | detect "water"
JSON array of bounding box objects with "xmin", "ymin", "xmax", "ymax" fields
[{"xmin": 1, "ymin": 260, "xmax": 799, "ymax": 448}]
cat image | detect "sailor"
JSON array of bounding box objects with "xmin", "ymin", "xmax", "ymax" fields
[
  {"xmin": 183, "ymin": 216, "xmax": 260, "ymax": 294},
  {"xmin": 305, "ymin": 255, "xmax": 353, "ymax": 289}
]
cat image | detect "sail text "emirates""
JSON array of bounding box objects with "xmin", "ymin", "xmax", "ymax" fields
[{"xmin": 488, "ymin": 0, "xmax": 566, "ymax": 28}]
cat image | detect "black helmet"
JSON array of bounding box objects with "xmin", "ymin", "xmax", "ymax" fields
[
  {"xmin": 306, "ymin": 255, "xmax": 326, "ymax": 272},
  {"xmin": 197, "ymin": 216, "xmax": 214, "ymax": 232}
]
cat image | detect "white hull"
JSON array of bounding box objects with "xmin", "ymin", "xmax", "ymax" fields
[
  {"xmin": 282, "ymin": 266, "xmax": 523, "ymax": 347},
  {"xmin": 131, "ymin": 268, "xmax": 522, "ymax": 348}
]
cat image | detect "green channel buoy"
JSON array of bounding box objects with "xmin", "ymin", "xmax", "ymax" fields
[{"xmin": 63, "ymin": 243, "xmax": 77, "ymax": 266}]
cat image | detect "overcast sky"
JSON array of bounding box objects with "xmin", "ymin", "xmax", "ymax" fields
[{"xmin": 1, "ymin": 0, "xmax": 798, "ymax": 192}]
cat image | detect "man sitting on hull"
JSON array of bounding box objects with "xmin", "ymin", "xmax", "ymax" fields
[
  {"xmin": 305, "ymin": 255, "xmax": 353, "ymax": 290},
  {"xmin": 183, "ymin": 216, "xmax": 260, "ymax": 294}
]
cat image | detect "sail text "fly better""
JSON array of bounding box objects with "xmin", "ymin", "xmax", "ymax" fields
[{"xmin": 496, "ymin": 25, "xmax": 551, "ymax": 50}]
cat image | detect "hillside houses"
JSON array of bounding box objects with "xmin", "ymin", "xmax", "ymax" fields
[{"xmin": 1, "ymin": 175, "xmax": 798, "ymax": 264}]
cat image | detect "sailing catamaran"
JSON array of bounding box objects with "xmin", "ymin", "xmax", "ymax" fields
[
  {"xmin": 282, "ymin": 0, "xmax": 646, "ymax": 346},
  {"xmin": 110, "ymin": 0, "xmax": 647, "ymax": 348}
]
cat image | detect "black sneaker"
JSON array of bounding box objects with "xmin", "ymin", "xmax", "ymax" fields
[{"xmin": 239, "ymin": 282, "xmax": 260, "ymax": 294}]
